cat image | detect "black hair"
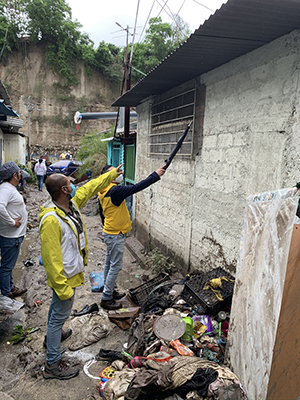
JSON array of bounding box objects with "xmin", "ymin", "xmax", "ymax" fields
[
  {"xmin": 45, "ymin": 174, "xmax": 68, "ymax": 201},
  {"xmin": 101, "ymin": 165, "xmax": 113, "ymax": 175}
]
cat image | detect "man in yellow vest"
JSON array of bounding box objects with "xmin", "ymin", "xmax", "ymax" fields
[
  {"xmin": 98, "ymin": 165, "xmax": 166, "ymax": 310},
  {"xmin": 39, "ymin": 164, "xmax": 123, "ymax": 380}
]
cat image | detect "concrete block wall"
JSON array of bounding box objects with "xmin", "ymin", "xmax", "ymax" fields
[{"xmin": 135, "ymin": 29, "xmax": 300, "ymax": 274}]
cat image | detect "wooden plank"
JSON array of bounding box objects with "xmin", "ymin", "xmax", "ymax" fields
[{"xmin": 267, "ymin": 225, "xmax": 300, "ymax": 399}]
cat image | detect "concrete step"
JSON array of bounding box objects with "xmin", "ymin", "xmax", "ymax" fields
[{"xmin": 125, "ymin": 235, "xmax": 148, "ymax": 269}]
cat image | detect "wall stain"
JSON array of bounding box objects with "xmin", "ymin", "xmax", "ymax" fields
[{"xmin": 200, "ymin": 232, "xmax": 236, "ymax": 274}]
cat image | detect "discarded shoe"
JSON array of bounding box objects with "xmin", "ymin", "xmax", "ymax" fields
[
  {"xmin": 100, "ymin": 299, "xmax": 122, "ymax": 310},
  {"xmin": 43, "ymin": 328, "xmax": 72, "ymax": 349},
  {"xmin": 113, "ymin": 290, "xmax": 125, "ymax": 300},
  {"xmin": 95, "ymin": 348, "xmax": 123, "ymax": 361},
  {"xmin": 8, "ymin": 287, "xmax": 27, "ymax": 299},
  {"xmin": 42, "ymin": 359, "xmax": 79, "ymax": 380},
  {"xmin": 73, "ymin": 303, "xmax": 99, "ymax": 317}
]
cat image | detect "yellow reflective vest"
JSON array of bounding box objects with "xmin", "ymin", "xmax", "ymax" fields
[{"xmin": 39, "ymin": 169, "xmax": 117, "ymax": 300}]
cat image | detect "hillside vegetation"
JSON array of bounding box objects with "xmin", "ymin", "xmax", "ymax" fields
[{"xmin": 0, "ymin": 0, "xmax": 190, "ymax": 152}]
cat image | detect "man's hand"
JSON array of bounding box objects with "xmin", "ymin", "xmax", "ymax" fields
[
  {"xmin": 13, "ymin": 217, "xmax": 21, "ymax": 227},
  {"xmin": 116, "ymin": 163, "xmax": 124, "ymax": 175},
  {"xmin": 156, "ymin": 166, "xmax": 166, "ymax": 177}
]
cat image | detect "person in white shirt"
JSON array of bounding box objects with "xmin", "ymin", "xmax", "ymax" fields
[
  {"xmin": 65, "ymin": 151, "xmax": 72, "ymax": 160},
  {"xmin": 34, "ymin": 158, "xmax": 47, "ymax": 191},
  {"xmin": 0, "ymin": 161, "xmax": 28, "ymax": 298}
]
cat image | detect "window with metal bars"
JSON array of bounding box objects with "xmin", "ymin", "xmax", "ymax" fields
[{"xmin": 150, "ymin": 87, "xmax": 195, "ymax": 158}]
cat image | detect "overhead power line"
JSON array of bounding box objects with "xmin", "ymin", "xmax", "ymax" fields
[
  {"xmin": 138, "ymin": 0, "xmax": 156, "ymax": 44},
  {"xmin": 175, "ymin": 0, "xmax": 187, "ymax": 17},
  {"xmin": 129, "ymin": 0, "xmax": 141, "ymax": 64},
  {"xmin": 191, "ymin": 0, "xmax": 214, "ymax": 12}
]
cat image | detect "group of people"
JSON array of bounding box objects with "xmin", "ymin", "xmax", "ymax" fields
[
  {"xmin": 59, "ymin": 151, "xmax": 73, "ymax": 160},
  {"xmin": 0, "ymin": 159, "xmax": 166, "ymax": 380}
]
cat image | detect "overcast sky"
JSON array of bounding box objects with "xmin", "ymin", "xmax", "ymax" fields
[{"xmin": 67, "ymin": 0, "xmax": 227, "ymax": 48}]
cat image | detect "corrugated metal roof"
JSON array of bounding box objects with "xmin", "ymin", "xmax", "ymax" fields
[
  {"xmin": 0, "ymin": 100, "xmax": 19, "ymax": 117},
  {"xmin": 113, "ymin": 0, "xmax": 300, "ymax": 107}
]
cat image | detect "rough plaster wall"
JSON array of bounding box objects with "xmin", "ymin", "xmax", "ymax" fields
[
  {"xmin": 135, "ymin": 29, "xmax": 300, "ymax": 275},
  {"xmin": 3, "ymin": 134, "xmax": 26, "ymax": 164},
  {"xmin": 194, "ymin": 31, "xmax": 300, "ymax": 272},
  {"xmin": 0, "ymin": 41, "xmax": 119, "ymax": 149}
]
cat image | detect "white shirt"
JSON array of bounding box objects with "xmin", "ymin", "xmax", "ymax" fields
[
  {"xmin": 0, "ymin": 182, "xmax": 27, "ymax": 238},
  {"xmin": 34, "ymin": 162, "xmax": 47, "ymax": 176}
]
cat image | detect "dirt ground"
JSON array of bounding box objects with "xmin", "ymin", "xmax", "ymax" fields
[{"xmin": 0, "ymin": 182, "xmax": 160, "ymax": 400}]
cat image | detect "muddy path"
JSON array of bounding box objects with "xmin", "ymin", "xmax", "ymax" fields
[{"xmin": 0, "ymin": 183, "xmax": 156, "ymax": 400}]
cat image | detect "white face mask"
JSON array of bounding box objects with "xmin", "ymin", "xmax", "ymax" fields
[{"xmin": 114, "ymin": 174, "xmax": 123, "ymax": 184}]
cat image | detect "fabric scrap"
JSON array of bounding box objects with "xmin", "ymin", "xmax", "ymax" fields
[{"xmin": 68, "ymin": 310, "xmax": 112, "ymax": 350}]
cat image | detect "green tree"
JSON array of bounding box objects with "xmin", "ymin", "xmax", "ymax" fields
[
  {"xmin": 94, "ymin": 41, "xmax": 123, "ymax": 83},
  {"xmin": 130, "ymin": 16, "xmax": 190, "ymax": 82},
  {"xmin": 24, "ymin": 0, "xmax": 83, "ymax": 84},
  {"xmin": 170, "ymin": 15, "xmax": 190, "ymax": 48},
  {"xmin": 76, "ymin": 127, "xmax": 114, "ymax": 176},
  {"xmin": 0, "ymin": 0, "xmax": 23, "ymax": 57}
]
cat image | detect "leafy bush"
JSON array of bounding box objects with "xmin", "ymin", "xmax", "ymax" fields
[
  {"xmin": 148, "ymin": 247, "xmax": 175, "ymax": 276},
  {"xmin": 15, "ymin": 161, "xmax": 36, "ymax": 183},
  {"xmin": 76, "ymin": 127, "xmax": 114, "ymax": 177}
]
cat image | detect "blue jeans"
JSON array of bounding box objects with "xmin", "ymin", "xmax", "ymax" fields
[
  {"xmin": 0, "ymin": 236, "xmax": 24, "ymax": 296},
  {"xmin": 46, "ymin": 289, "xmax": 75, "ymax": 365},
  {"xmin": 37, "ymin": 175, "xmax": 44, "ymax": 190},
  {"xmin": 102, "ymin": 232, "xmax": 126, "ymax": 301}
]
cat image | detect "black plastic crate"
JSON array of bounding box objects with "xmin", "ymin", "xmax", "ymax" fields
[
  {"xmin": 129, "ymin": 272, "xmax": 171, "ymax": 305},
  {"xmin": 181, "ymin": 267, "xmax": 235, "ymax": 315}
]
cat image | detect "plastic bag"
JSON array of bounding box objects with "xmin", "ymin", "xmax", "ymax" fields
[
  {"xmin": 192, "ymin": 315, "xmax": 213, "ymax": 335},
  {"xmin": 90, "ymin": 271, "xmax": 104, "ymax": 292}
]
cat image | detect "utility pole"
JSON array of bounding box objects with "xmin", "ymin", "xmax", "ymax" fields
[
  {"xmin": 27, "ymin": 96, "xmax": 34, "ymax": 162},
  {"xmin": 115, "ymin": 23, "xmax": 132, "ymax": 142}
]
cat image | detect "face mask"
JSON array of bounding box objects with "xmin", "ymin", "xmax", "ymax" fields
[
  {"xmin": 70, "ymin": 183, "xmax": 76, "ymax": 198},
  {"xmin": 114, "ymin": 174, "xmax": 123, "ymax": 184},
  {"xmin": 63, "ymin": 184, "xmax": 73, "ymax": 198}
]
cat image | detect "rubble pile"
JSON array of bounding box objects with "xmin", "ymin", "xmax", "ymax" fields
[{"xmin": 79, "ymin": 269, "xmax": 247, "ymax": 400}]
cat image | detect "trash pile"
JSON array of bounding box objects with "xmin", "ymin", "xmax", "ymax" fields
[{"xmin": 79, "ymin": 267, "xmax": 247, "ymax": 399}]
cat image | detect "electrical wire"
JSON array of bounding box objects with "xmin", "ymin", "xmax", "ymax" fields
[
  {"xmin": 138, "ymin": 0, "xmax": 156, "ymax": 44},
  {"xmin": 191, "ymin": 0, "xmax": 214, "ymax": 12},
  {"xmin": 157, "ymin": 0, "xmax": 174, "ymax": 20},
  {"xmin": 129, "ymin": 0, "xmax": 141, "ymax": 64},
  {"xmin": 155, "ymin": 0, "xmax": 179, "ymax": 30},
  {"xmin": 162, "ymin": 0, "xmax": 180, "ymax": 23},
  {"xmin": 139, "ymin": 0, "xmax": 174, "ymax": 43},
  {"xmin": 155, "ymin": 0, "xmax": 170, "ymax": 19},
  {"xmin": 175, "ymin": 0, "xmax": 187, "ymax": 17}
]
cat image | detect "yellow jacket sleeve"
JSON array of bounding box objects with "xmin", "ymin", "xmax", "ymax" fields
[
  {"xmin": 40, "ymin": 215, "xmax": 74, "ymax": 300},
  {"xmin": 73, "ymin": 168, "xmax": 118, "ymax": 209}
]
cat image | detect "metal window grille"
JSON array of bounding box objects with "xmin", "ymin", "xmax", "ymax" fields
[{"xmin": 150, "ymin": 88, "xmax": 195, "ymax": 157}]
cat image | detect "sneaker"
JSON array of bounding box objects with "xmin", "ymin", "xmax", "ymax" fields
[
  {"xmin": 95, "ymin": 348, "xmax": 123, "ymax": 361},
  {"xmin": 113, "ymin": 290, "xmax": 125, "ymax": 300},
  {"xmin": 100, "ymin": 299, "xmax": 122, "ymax": 310},
  {"xmin": 42, "ymin": 359, "xmax": 79, "ymax": 380},
  {"xmin": 43, "ymin": 329, "xmax": 72, "ymax": 349},
  {"xmin": 8, "ymin": 287, "xmax": 27, "ymax": 299}
]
